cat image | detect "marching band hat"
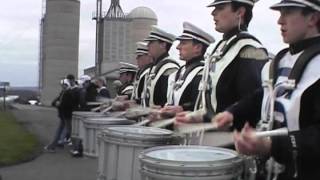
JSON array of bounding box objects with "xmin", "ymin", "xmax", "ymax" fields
[
  {"xmin": 135, "ymin": 41, "xmax": 149, "ymax": 56},
  {"xmin": 60, "ymin": 79, "xmax": 71, "ymax": 87},
  {"xmin": 270, "ymin": 0, "xmax": 320, "ymax": 12},
  {"xmin": 207, "ymin": 0, "xmax": 258, "ymax": 7},
  {"xmin": 177, "ymin": 22, "xmax": 215, "ymax": 46},
  {"xmin": 144, "ymin": 25, "xmax": 176, "ymax": 44},
  {"xmin": 78, "ymin": 75, "xmax": 91, "ymax": 85},
  {"xmin": 119, "ymin": 62, "xmax": 138, "ymax": 74}
]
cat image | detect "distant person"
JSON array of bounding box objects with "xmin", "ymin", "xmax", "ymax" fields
[
  {"xmin": 44, "ymin": 79, "xmax": 74, "ymax": 152},
  {"xmin": 94, "ymin": 77, "xmax": 111, "ymax": 99},
  {"xmin": 78, "ymin": 75, "xmax": 97, "ymax": 111},
  {"xmin": 131, "ymin": 41, "xmax": 153, "ymax": 105},
  {"xmin": 117, "ymin": 62, "xmax": 138, "ymax": 99}
]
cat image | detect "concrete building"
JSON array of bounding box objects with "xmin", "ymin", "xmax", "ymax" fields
[
  {"xmin": 90, "ymin": 0, "xmax": 158, "ymax": 79},
  {"xmin": 39, "ymin": 0, "xmax": 80, "ymax": 105}
]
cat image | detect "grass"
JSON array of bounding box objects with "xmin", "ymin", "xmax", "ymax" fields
[{"xmin": 0, "ymin": 111, "xmax": 40, "ymax": 167}]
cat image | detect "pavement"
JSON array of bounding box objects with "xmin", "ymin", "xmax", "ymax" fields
[{"xmin": 0, "ymin": 104, "xmax": 98, "ymax": 180}]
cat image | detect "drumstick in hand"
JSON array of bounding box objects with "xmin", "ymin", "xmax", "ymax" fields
[
  {"xmin": 134, "ymin": 119, "xmax": 151, "ymax": 126},
  {"xmin": 176, "ymin": 122, "xmax": 218, "ymax": 134},
  {"xmin": 150, "ymin": 110, "xmax": 205, "ymax": 128},
  {"xmin": 255, "ymin": 128, "xmax": 288, "ymax": 138},
  {"xmin": 149, "ymin": 118, "xmax": 175, "ymax": 128}
]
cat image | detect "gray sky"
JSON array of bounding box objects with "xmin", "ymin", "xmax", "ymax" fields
[{"xmin": 0, "ymin": 0, "xmax": 285, "ymax": 87}]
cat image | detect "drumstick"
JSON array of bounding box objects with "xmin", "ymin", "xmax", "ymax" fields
[
  {"xmin": 134, "ymin": 119, "xmax": 151, "ymax": 126},
  {"xmin": 100, "ymin": 106, "xmax": 113, "ymax": 114},
  {"xmin": 91, "ymin": 106, "xmax": 102, "ymax": 112},
  {"xmin": 149, "ymin": 110, "xmax": 206, "ymax": 128},
  {"xmin": 255, "ymin": 128, "xmax": 288, "ymax": 138},
  {"xmin": 149, "ymin": 118, "xmax": 175, "ymax": 128},
  {"xmin": 176, "ymin": 122, "xmax": 218, "ymax": 134}
]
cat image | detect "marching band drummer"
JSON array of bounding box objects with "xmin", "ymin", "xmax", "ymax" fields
[
  {"xmin": 176, "ymin": 0, "xmax": 268, "ymax": 126},
  {"xmin": 214, "ymin": 0, "xmax": 320, "ymax": 179},
  {"xmin": 117, "ymin": 62, "xmax": 138, "ymax": 99},
  {"xmin": 152, "ymin": 22, "xmax": 215, "ymax": 121},
  {"xmin": 143, "ymin": 26, "xmax": 180, "ymax": 107},
  {"xmin": 131, "ymin": 41, "xmax": 153, "ymax": 105}
]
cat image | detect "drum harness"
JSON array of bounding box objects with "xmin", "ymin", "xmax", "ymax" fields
[
  {"xmin": 192, "ymin": 32, "xmax": 259, "ymax": 145},
  {"xmin": 130, "ymin": 70, "xmax": 139, "ymax": 102},
  {"xmin": 141, "ymin": 58, "xmax": 179, "ymax": 107},
  {"xmin": 195, "ymin": 32, "xmax": 261, "ymax": 119},
  {"xmin": 252, "ymin": 43, "xmax": 320, "ymax": 180}
]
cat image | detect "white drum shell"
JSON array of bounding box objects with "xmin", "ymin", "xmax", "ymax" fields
[
  {"xmin": 139, "ymin": 146, "xmax": 243, "ymax": 180},
  {"xmin": 97, "ymin": 126, "xmax": 179, "ymax": 180},
  {"xmin": 82, "ymin": 117, "xmax": 135, "ymax": 157},
  {"xmin": 72, "ymin": 111, "xmax": 107, "ymax": 139}
]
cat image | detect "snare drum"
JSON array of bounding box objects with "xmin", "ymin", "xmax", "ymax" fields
[
  {"xmin": 72, "ymin": 111, "xmax": 107, "ymax": 139},
  {"xmin": 97, "ymin": 126, "xmax": 179, "ymax": 180},
  {"xmin": 139, "ymin": 145, "xmax": 243, "ymax": 180},
  {"xmin": 82, "ymin": 117, "xmax": 135, "ymax": 157}
]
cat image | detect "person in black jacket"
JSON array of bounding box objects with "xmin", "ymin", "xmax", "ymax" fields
[
  {"xmin": 44, "ymin": 79, "xmax": 74, "ymax": 152},
  {"xmin": 176, "ymin": 0, "xmax": 268, "ymax": 125},
  {"xmin": 78, "ymin": 75, "xmax": 98, "ymax": 111},
  {"xmin": 95, "ymin": 77, "xmax": 110, "ymax": 99},
  {"xmin": 214, "ymin": 1, "xmax": 320, "ymax": 179}
]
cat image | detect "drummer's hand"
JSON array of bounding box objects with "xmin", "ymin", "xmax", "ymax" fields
[
  {"xmin": 161, "ymin": 105, "xmax": 183, "ymax": 118},
  {"xmin": 213, "ymin": 111, "xmax": 234, "ymax": 130},
  {"xmin": 111, "ymin": 101, "xmax": 125, "ymax": 111},
  {"xmin": 175, "ymin": 111, "xmax": 203, "ymax": 125},
  {"xmin": 150, "ymin": 105, "xmax": 162, "ymax": 110},
  {"xmin": 115, "ymin": 95, "xmax": 128, "ymax": 101},
  {"xmin": 234, "ymin": 123, "xmax": 271, "ymax": 156},
  {"xmin": 148, "ymin": 110, "xmax": 161, "ymax": 122}
]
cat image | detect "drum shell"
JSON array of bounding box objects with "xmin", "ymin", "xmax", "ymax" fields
[
  {"xmin": 139, "ymin": 146, "xmax": 244, "ymax": 180},
  {"xmin": 72, "ymin": 111, "xmax": 107, "ymax": 139},
  {"xmin": 82, "ymin": 117, "xmax": 135, "ymax": 157},
  {"xmin": 97, "ymin": 126, "xmax": 180, "ymax": 180}
]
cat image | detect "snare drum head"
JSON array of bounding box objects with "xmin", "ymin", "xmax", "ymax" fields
[
  {"xmin": 107, "ymin": 126, "xmax": 172, "ymax": 136},
  {"xmin": 73, "ymin": 111, "xmax": 106, "ymax": 117},
  {"xmin": 144, "ymin": 146, "xmax": 238, "ymax": 162},
  {"xmin": 84, "ymin": 117, "xmax": 133, "ymax": 125}
]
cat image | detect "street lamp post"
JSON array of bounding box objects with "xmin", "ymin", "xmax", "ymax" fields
[{"xmin": 0, "ymin": 82, "xmax": 10, "ymax": 111}]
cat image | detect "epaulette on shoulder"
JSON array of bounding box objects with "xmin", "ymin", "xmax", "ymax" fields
[
  {"xmin": 239, "ymin": 46, "xmax": 268, "ymax": 60},
  {"xmin": 163, "ymin": 68, "xmax": 178, "ymax": 76}
]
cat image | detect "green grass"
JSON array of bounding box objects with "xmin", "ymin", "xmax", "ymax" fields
[{"xmin": 0, "ymin": 111, "xmax": 40, "ymax": 167}]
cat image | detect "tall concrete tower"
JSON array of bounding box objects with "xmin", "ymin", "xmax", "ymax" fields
[
  {"xmin": 127, "ymin": 7, "xmax": 158, "ymax": 63},
  {"xmin": 99, "ymin": 0, "xmax": 157, "ymax": 77},
  {"xmin": 39, "ymin": 0, "xmax": 80, "ymax": 105}
]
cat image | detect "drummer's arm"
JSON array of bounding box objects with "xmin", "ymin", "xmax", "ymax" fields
[{"xmin": 225, "ymin": 88, "xmax": 263, "ymax": 131}]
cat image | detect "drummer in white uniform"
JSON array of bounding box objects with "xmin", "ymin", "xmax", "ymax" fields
[
  {"xmin": 131, "ymin": 41, "xmax": 153, "ymax": 105},
  {"xmin": 151, "ymin": 22, "xmax": 215, "ymax": 121},
  {"xmin": 117, "ymin": 62, "xmax": 138, "ymax": 100},
  {"xmin": 143, "ymin": 26, "xmax": 180, "ymax": 107}
]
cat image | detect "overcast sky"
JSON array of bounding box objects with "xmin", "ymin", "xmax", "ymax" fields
[{"xmin": 0, "ymin": 0, "xmax": 285, "ymax": 87}]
